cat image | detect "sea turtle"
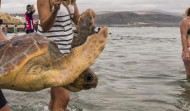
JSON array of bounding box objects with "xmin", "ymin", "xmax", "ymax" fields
[{"xmin": 0, "ymin": 9, "xmax": 108, "ymax": 92}]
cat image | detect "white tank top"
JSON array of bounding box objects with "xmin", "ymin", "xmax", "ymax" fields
[{"xmin": 38, "ymin": 1, "xmax": 75, "ymax": 54}]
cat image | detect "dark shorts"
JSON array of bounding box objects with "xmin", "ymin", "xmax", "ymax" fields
[
  {"xmin": 26, "ymin": 30, "xmax": 34, "ymax": 34},
  {"xmin": 0, "ymin": 90, "xmax": 7, "ymax": 109}
]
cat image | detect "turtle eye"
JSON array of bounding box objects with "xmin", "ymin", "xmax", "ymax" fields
[{"xmin": 84, "ymin": 74, "xmax": 93, "ymax": 82}]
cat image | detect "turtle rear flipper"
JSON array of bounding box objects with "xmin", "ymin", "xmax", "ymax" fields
[
  {"xmin": 72, "ymin": 9, "xmax": 96, "ymax": 48},
  {"xmin": 58, "ymin": 27, "xmax": 108, "ymax": 86}
]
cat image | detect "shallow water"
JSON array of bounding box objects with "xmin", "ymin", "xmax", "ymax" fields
[{"xmin": 3, "ymin": 27, "xmax": 190, "ymax": 111}]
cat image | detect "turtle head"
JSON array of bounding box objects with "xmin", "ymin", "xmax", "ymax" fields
[{"xmin": 65, "ymin": 68, "xmax": 98, "ymax": 92}]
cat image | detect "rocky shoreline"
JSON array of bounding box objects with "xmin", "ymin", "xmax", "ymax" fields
[
  {"xmin": 0, "ymin": 12, "xmax": 38, "ymax": 33},
  {"xmin": 0, "ymin": 11, "xmax": 184, "ymax": 33}
]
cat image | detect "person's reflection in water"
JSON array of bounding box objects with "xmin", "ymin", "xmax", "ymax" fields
[{"xmin": 176, "ymin": 78, "xmax": 190, "ymax": 110}]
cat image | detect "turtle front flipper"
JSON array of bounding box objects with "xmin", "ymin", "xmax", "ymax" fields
[{"xmin": 55, "ymin": 27, "xmax": 108, "ymax": 86}]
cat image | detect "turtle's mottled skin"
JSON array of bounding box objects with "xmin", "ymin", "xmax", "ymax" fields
[{"xmin": 0, "ymin": 9, "xmax": 108, "ymax": 92}]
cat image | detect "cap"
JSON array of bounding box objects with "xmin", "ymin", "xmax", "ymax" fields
[{"xmin": 26, "ymin": 4, "xmax": 32, "ymax": 10}]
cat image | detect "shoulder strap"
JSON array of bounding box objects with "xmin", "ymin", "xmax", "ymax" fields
[{"xmin": 62, "ymin": 1, "xmax": 73, "ymax": 19}]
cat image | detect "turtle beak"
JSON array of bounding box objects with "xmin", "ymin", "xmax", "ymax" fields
[{"xmin": 65, "ymin": 69, "xmax": 98, "ymax": 92}]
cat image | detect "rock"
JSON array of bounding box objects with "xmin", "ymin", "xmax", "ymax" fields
[{"xmin": 0, "ymin": 12, "xmax": 25, "ymax": 24}]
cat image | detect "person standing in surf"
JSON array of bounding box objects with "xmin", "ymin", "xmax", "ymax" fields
[
  {"xmin": 180, "ymin": 7, "xmax": 190, "ymax": 78},
  {"xmin": 37, "ymin": 0, "xmax": 80, "ymax": 110},
  {"xmin": 13, "ymin": 25, "xmax": 18, "ymax": 36},
  {"xmin": 25, "ymin": 4, "xmax": 36, "ymax": 34},
  {"xmin": 2, "ymin": 25, "xmax": 8, "ymax": 36}
]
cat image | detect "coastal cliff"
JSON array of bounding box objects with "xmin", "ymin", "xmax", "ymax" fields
[
  {"xmin": 94, "ymin": 11, "xmax": 183, "ymax": 27},
  {"xmin": 0, "ymin": 11, "xmax": 184, "ymax": 29},
  {"xmin": 0, "ymin": 12, "xmax": 25, "ymax": 24}
]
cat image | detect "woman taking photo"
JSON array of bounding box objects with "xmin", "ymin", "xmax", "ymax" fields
[
  {"xmin": 37, "ymin": 0, "xmax": 80, "ymax": 110},
  {"xmin": 180, "ymin": 7, "xmax": 190, "ymax": 78}
]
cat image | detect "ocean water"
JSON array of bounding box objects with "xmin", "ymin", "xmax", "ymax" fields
[{"xmin": 3, "ymin": 27, "xmax": 190, "ymax": 111}]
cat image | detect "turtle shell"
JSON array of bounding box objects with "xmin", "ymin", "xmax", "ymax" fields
[{"xmin": 0, "ymin": 33, "xmax": 53, "ymax": 75}]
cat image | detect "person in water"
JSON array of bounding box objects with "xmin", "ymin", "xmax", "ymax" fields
[
  {"xmin": 0, "ymin": 20, "xmax": 8, "ymax": 42},
  {"xmin": 13, "ymin": 25, "xmax": 18, "ymax": 36},
  {"xmin": 2, "ymin": 27, "xmax": 7, "ymax": 36},
  {"xmin": 25, "ymin": 4, "xmax": 36, "ymax": 34},
  {"xmin": 180, "ymin": 7, "xmax": 190, "ymax": 78},
  {"xmin": 0, "ymin": 19, "xmax": 10, "ymax": 111},
  {"xmin": 37, "ymin": 0, "xmax": 80, "ymax": 110}
]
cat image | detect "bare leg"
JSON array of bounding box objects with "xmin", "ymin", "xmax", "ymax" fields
[
  {"xmin": 0, "ymin": 90, "xmax": 10, "ymax": 111},
  {"xmin": 49, "ymin": 88, "xmax": 70, "ymax": 111},
  {"xmin": 0, "ymin": 104, "xmax": 10, "ymax": 111},
  {"xmin": 184, "ymin": 61, "xmax": 190, "ymax": 77}
]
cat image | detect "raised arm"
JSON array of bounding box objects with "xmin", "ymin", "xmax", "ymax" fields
[
  {"xmin": 27, "ymin": 5, "xmax": 36, "ymax": 16},
  {"xmin": 37, "ymin": 0, "xmax": 61, "ymax": 32},
  {"xmin": 32, "ymin": 5, "xmax": 36, "ymax": 13}
]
